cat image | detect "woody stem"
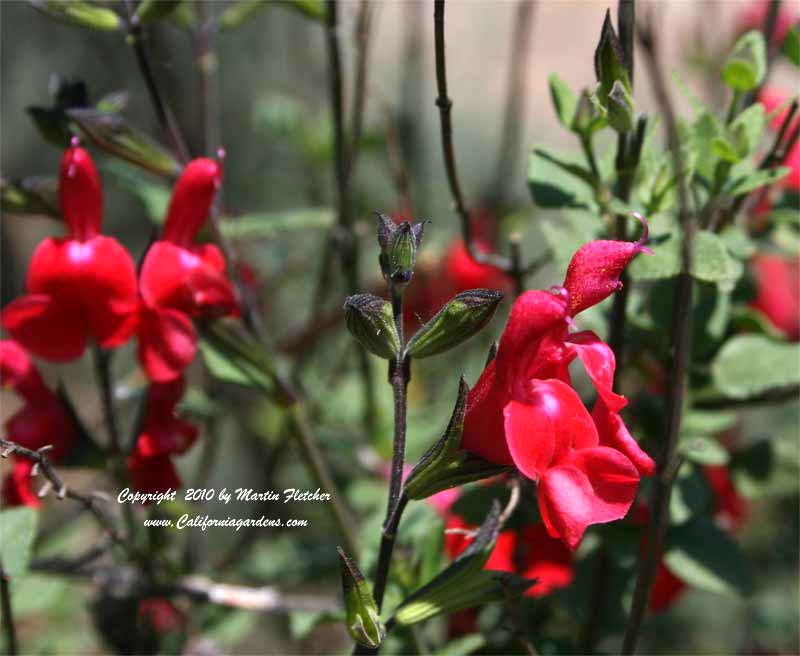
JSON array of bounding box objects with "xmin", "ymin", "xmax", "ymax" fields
[
  {"xmin": 621, "ymin": 16, "xmax": 696, "ymax": 654},
  {"xmin": 0, "ymin": 565, "xmax": 17, "ymax": 656}
]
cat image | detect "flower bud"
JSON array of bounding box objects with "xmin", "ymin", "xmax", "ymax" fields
[
  {"xmin": 344, "ymin": 294, "xmax": 400, "ymax": 360},
  {"xmin": 60, "ymin": 139, "xmax": 102, "ymax": 241},
  {"xmin": 405, "ymin": 289, "xmax": 503, "ymax": 360},
  {"xmin": 375, "ymin": 213, "xmax": 425, "ymax": 286},
  {"xmin": 562, "ymin": 213, "xmax": 653, "ymax": 316},
  {"xmin": 594, "ymin": 10, "xmax": 631, "ymax": 107},
  {"xmin": 607, "ymin": 79, "xmax": 635, "ymax": 133},
  {"xmin": 337, "ymin": 547, "xmax": 385, "ymax": 649}
]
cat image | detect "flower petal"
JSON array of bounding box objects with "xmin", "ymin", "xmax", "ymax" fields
[
  {"xmin": 162, "ymin": 158, "xmax": 222, "ymax": 247},
  {"xmin": 538, "ymin": 446, "xmax": 640, "ymax": 550},
  {"xmin": 462, "ymin": 361, "xmax": 515, "ymax": 465},
  {"xmin": 2, "ymin": 294, "xmax": 87, "ymax": 361},
  {"xmin": 592, "ymin": 400, "xmax": 655, "ymax": 476},
  {"xmin": 566, "ymin": 331, "xmax": 627, "ymax": 412},
  {"xmin": 60, "ymin": 143, "xmax": 102, "ymax": 240},
  {"xmin": 138, "ymin": 306, "xmax": 197, "ymax": 382}
]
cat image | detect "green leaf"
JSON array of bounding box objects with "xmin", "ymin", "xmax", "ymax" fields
[
  {"xmin": 528, "ymin": 148, "xmax": 596, "ymax": 209},
  {"xmin": 719, "ymin": 225, "xmax": 756, "ymax": 260},
  {"xmin": 103, "ymin": 162, "xmax": 170, "ymax": 223},
  {"xmin": 710, "ymin": 136, "xmax": 741, "ymax": 164},
  {"xmin": 693, "ymin": 230, "xmax": 739, "ymax": 283},
  {"xmin": 30, "ymin": 0, "xmax": 122, "ymax": 31},
  {"xmin": 606, "ymin": 78, "xmax": 635, "ymax": 133},
  {"xmin": 670, "ymin": 465, "xmax": 714, "ymax": 524},
  {"xmin": 338, "ymin": 547, "xmax": 385, "ymax": 649},
  {"xmin": 135, "ymin": 0, "xmax": 182, "ymax": 23},
  {"xmin": 0, "ymin": 508, "xmax": 38, "ymax": 577},
  {"xmin": 220, "ymin": 0, "xmax": 324, "ymax": 29},
  {"xmin": 726, "ymin": 166, "xmax": 790, "ymax": 196},
  {"xmin": 629, "ymin": 224, "xmax": 739, "ymax": 285},
  {"xmin": 198, "ymin": 323, "xmax": 290, "ymax": 404},
  {"xmin": 682, "ymin": 409, "xmax": 738, "ymax": 435},
  {"xmin": 548, "ymin": 74, "xmax": 578, "ymax": 129},
  {"xmin": 1, "ymin": 176, "xmax": 59, "ymax": 217},
  {"xmin": 406, "ymin": 289, "xmax": 503, "ymax": 359},
  {"xmin": 722, "ymin": 30, "xmax": 767, "ymax": 91},
  {"xmin": 679, "ymin": 435, "xmax": 730, "ymax": 466},
  {"xmin": 730, "ymin": 103, "xmax": 766, "ymax": 158},
  {"xmin": 711, "ymin": 334, "xmax": 800, "ymax": 400},
  {"xmin": 438, "ymin": 634, "xmax": 487, "ymax": 656},
  {"xmin": 593, "ymin": 10, "xmax": 631, "ymax": 104},
  {"xmin": 391, "ymin": 503, "xmax": 533, "ymax": 626},
  {"xmin": 782, "ymin": 26, "xmax": 800, "ymax": 67},
  {"xmin": 67, "ymin": 109, "xmax": 181, "ymax": 178},
  {"xmin": 219, "ymin": 208, "xmax": 334, "ymax": 240},
  {"xmin": 664, "ymin": 518, "xmax": 754, "ymax": 597}
]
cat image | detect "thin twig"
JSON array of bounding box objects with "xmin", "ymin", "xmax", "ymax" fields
[
  {"xmin": 434, "ymin": 0, "xmax": 512, "ymax": 272},
  {"xmin": 487, "ymin": 0, "xmax": 536, "ymax": 209},
  {"xmin": 0, "ymin": 438, "xmax": 124, "ymax": 547},
  {"xmin": 621, "ymin": 14, "xmax": 696, "ymax": 655},
  {"xmin": 347, "ymin": 0, "xmax": 374, "ymax": 178},
  {"xmin": 92, "ymin": 346, "xmax": 122, "ymax": 456},
  {"xmin": 124, "ymin": 4, "xmax": 191, "ymax": 165},
  {"xmin": 0, "ymin": 564, "xmax": 17, "ymax": 656},
  {"xmin": 325, "ymin": 0, "xmax": 378, "ymax": 434}
]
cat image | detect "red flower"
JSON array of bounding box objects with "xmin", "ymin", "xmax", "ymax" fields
[
  {"xmin": 137, "ymin": 157, "xmax": 238, "ymax": 382},
  {"xmin": 2, "ymin": 142, "xmax": 138, "ymax": 361},
  {"xmin": 461, "ymin": 228, "xmax": 655, "ymax": 549},
  {"xmin": 2, "ymin": 460, "xmax": 41, "ymax": 509},
  {"xmin": 445, "ymin": 515, "xmax": 574, "ymax": 598},
  {"xmin": 0, "ymin": 340, "xmax": 77, "ymax": 507},
  {"xmin": 137, "ymin": 598, "xmax": 184, "ymax": 635},
  {"xmin": 704, "ymin": 464, "xmax": 750, "ymax": 531},
  {"xmin": 0, "ymin": 340, "xmax": 76, "ymax": 457},
  {"xmin": 132, "ymin": 378, "xmax": 198, "ymax": 459},
  {"xmin": 750, "ymin": 253, "xmax": 800, "ymax": 341},
  {"xmin": 127, "ymin": 378, "xmax": 197, "ymax": 494},
  {"xmin": 127, "ymin": 451, "xmax": 182, "ymax": 495}
]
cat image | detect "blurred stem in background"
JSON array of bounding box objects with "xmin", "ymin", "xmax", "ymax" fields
[
  {"xmin": 622, "ymin": 11, "xmax": 696, "ymax": 653},
  {"xmin": 486, "ymin": 0, "xmax": 536, "ymax": 212},
  {"xmin": 0, "ymin": 565, "xmax": 17, "ymax": 655}
]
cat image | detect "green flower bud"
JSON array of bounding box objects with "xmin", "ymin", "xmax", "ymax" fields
[
  {"xmin": 594, "ymin": 10, "xmax": 631, "ymax": 106},
  {"xmin": 344, "ymin": 294, "xmax": 400, "ymax": 360},
  {"xmin": 337, "ymin": 547, "xmax": 385, "ymax": 649},
  {"xmin": 375, "ymin": 213, "xmax": 425, "ymax": 286},
  {"xmin": 405, "ymin": 289, "xmax": 503, "ymax": 360}
]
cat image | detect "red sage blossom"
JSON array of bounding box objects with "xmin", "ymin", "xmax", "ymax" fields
[
  {"xmin": 462, "ymin": 224, "xmax": 655, "ymax": 549},
  {"xmin": 2, "ymin": 140, "xmax": 138, "ymax": 360},
  {"xmin": 0, "ymin": 339, "xmax": 77, "ymax": 507},
  {"xmin": 137, "ymin": 155, "xmax": 239, "ymax": 382}
]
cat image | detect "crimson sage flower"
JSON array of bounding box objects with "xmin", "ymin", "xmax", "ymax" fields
[
  {"xmin": 0, "ymin": 339, "xmax": 77, "ymax": 506},
  {"xmin": 137, "ymin": 156, "xmax": 239, "ymax": 382},
  {"xmin": 1, "ymin": 141, "xmax": 138, "ymax": 360},
  {"xmin": 461, "ymin": 229, "xmax": 655, "ymax": 549}
]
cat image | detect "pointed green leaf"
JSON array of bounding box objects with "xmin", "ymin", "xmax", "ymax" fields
[
  {"xmin": 548, "ymin": 74, "xmax": 578, "ymax": 129},
  {"xmin": 664, "ymin": 518, "xmax": 754, "ymax": 597},
  {"xmin": 30, "ymin": 0, "xmax": 122, "ymax": 31},
  {"xmin": 783, "ymin": 26, "xmax": 800, "ymax": 67},
  {"xmin": 726, "ymin": 166, "xmax": 790, "ymax": 196},
  {"xmin": 1, "ymin": 176, "xmax": 59, "ymax": 217},
  {"xmin": 337, "ymin": 547, "xmax": 385, "ymax": 649},
  {"xmin": 67, "ymin": 108, "xmax": 181, "ymax": 177}
]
